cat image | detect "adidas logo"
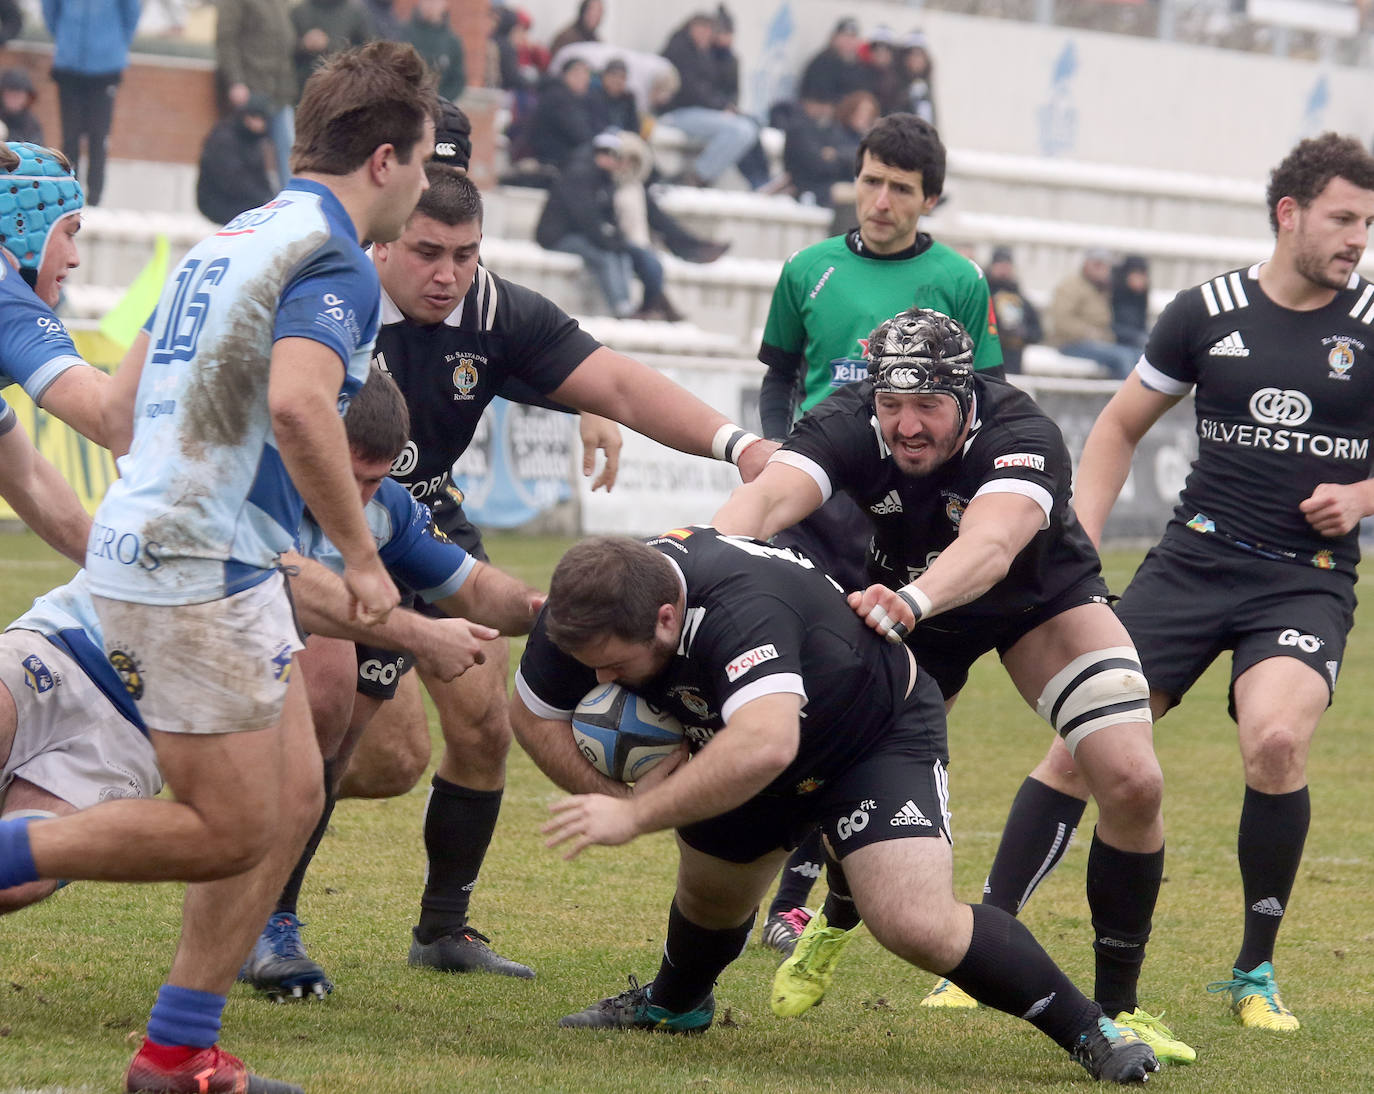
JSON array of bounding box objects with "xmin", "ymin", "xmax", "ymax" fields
[
  {"xmin": 1208, "ymin": 331, "xmax": 1250, "ymax": 357},
  {"xmin": 870, "ymin": 490, "xmax": 903, "ymax": 515},
  {"xmin": 1252, "ymin": 896, "xmax": 1285, "ymax": 917},
  {"xmin": 890, "ymin": 799, "xmax": 932, "ymax": 827}
]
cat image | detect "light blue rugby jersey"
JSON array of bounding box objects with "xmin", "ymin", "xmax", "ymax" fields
[
  {"xmin": 85, "ymin": 181, "xmax": 380, "ymax": 605},
  {"xmin": 297, "ymin": 478, "xmax": 476, "ymax": 602},
  {"xmin": 8, "ymin": 571, "xmax": 146, "ymax": 732},
  {"xmin": 0, "ymin": 260, "xmax": 87, "ymax": 421}
]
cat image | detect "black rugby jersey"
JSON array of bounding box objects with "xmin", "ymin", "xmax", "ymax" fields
[
  {"xmin": 371, "ymin": 265, "xmax": 600, "ymax": 518},
  {"xmin": 515, "ymin": 526, "xmax": 942, "ymax": 796},
  {"xmin": 778, "ymin": 377, "xmax": 1101, "ymax": 627},
  {"xmin": 1142, "ymin": 265, "xmax": 1374, "ymax": 574}
]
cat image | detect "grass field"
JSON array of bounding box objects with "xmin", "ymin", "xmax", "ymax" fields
[{"xmin": 1, "ymin": 528, "xmax": 1371, "ymax": 1093}]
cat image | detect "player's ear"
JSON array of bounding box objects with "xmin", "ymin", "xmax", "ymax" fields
[
  {"xmin": 655, "ymin": 601, "xmax": 678, "ymax": 641},
  {"xmin": 1274, "ymin": 194, "xmax": 1301, "ymax": 233},
  {"xmin": 369, "ymin": 142, "xmax": 398, "ymax": 184}
]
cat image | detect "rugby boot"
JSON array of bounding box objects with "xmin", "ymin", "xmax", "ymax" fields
[
  {"xmin": 240, "ymin": 913, "xmax": 332, "ymax": 1001},
  {"xmin": 1114, "ymin": 1007, "xmax": 1197, "ymax": 1064},
  {"xmin": 1206, "ymin": 961, "xmax": 1300, "ymax": 1030},
  {"xmin": 407, "ymin": 924, "xmax": 534, "ymax": 978},
  {"xmin": 919, "ymin": 976, "xmax": 979, "ymax": 1009},
  {"xmin": 558, "ymin": 975, "xmax": 714, "ymax": 1032},
  {"xmin": 1070, "ymin": 1014, "xmax": 1161, "ymax": 1083},
  {"xmin": 125, "ymin": 1038, "xmax": 303, "ymax": 1093},
  {"xmin": 759, "ymin": 906, "xmax": 812, "ymax": 957},
  {"xmin": 770, "ymin": 910, "xmax": 858, "ymax": 1017}
]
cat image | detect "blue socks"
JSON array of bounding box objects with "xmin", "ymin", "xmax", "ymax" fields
[
  {"xmin": 0, "ymin": 816, "xmax": 40, "ymax": 890},
  {"xmin": 146, "ymin": 984, "xmax": 226, "ymax": 1049}
]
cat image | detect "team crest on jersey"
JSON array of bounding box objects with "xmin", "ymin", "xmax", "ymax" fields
[
  {"xmin": 21, "ymin": 654, "xmax": 57, "ymax": 693},
  {"xmin": 795, "ymin": 776, "xmax": 824, "ymax": 795},
  {"xmin": 450, "ymin": 357, "xmax": 479, "ymax": 398},
  {"xmin": 1322, "ymin": 335, "xmax": 1359, "ymax": 381},
  {"xmin": 109, "ymin": 650, "xmax": 144, "ymax": 700},
  {"xmin": 942, "ymin": 492, "xmax": 967, "ymax": 526},
  {"xmin": 669, "ymin": 684, "xmax": 711, "ymax": 719},
  {"xmin": 1312, "ymin": 549, "xmax": 1335, "ymax": 571}
]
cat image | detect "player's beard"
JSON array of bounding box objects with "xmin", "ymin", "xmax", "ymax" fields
[{"xmin": 1293, "ymin": 231, "xmax": 1361, "ymax": 293}]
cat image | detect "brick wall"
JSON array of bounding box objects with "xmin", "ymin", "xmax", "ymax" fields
[{"xmin": 1, "ymin": 1, "xmax": 496, "ymax": 174}]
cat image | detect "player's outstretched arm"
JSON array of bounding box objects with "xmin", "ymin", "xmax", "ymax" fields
[
  {"xmin": 33, "ymin": 364, "xmax": 113, "ymax": 448},
  {"xmin": 285, "ymin": 553, "xmax": 496, "ymax": 681},
  {"xmin": 1075, "ymin": 374, "xmax": 1182, "ymax": 547},
  {"xmin": 435, "ymin": 560, "xmax": 545, "ymax": 636},
  {"xmin": 543, "ymin": 693, "xmax": 800, "ymax": 859},
  {"xmin": 269, "ymin": 337, "xmax": 397, "ymax": 624},
  {"xmin": 851, "ymin": 492, "xmax": 1046, "ymax": 643},
  {"xmin": 711, "ymin": 461, "xmax": 824, "ymax": 540},
  {"xmin": 0, "ymin": 420, "xmax": 91, "ymax": 564},
  {"xmin": 550, "ymin": 347, "xmax": 773, "ymax": 481},
  {"xmin": 510, "ymin": 691, "xmax": 632, "ymax": 799}
]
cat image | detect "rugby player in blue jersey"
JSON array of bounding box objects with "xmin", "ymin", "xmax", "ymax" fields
[{"xmin": 0, "ymin": 42, "xmax": 438, "ymax": 1093}]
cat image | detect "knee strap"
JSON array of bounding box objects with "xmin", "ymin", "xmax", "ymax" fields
[{"xmin": 1035, "ymin": 646, "xmax": 1151, "ymax": 756}]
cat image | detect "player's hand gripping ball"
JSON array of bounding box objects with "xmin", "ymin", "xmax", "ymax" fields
[{"xmin": 572, "ymin": 683, "xmax": 685, "ymax": 782}]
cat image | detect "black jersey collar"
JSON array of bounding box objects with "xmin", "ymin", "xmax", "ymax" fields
[{"xmin": 846, "ymin": 228, "xmax": 933, "ymax": 262}]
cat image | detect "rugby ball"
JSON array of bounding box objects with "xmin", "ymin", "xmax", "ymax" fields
[{"xmin": 572, "ymin": 682, "xmax": 685, "ymax": 782}]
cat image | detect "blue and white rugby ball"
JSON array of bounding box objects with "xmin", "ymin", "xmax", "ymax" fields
[{"xmin": 572, "ymin": 682, "xmax": 684, "ymax": 782}]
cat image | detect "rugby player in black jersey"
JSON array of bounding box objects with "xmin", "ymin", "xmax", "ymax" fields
[
  {"xmin": 712, "ymin": 307, "xmax": 1193, "ymax": 1064},
  {"xmin": 250, "ymin": 103, "xmax": 776, "ymax": 990},
  {"xmin": 510, "ymin": 531, "xmax": 1158, "ymax": 1085},
  {"xmin": 1067, "ymin": 134, "xmax": 1374, "ymax": 1033}
]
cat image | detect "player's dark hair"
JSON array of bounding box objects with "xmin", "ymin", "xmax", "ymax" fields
[
  {"xmin": 413, "ymin": 163, "xmax": 484, "ymax": 227},
  {"xmin": 545, "ymin": 537, "xmax": 680, "ymax": 651},
  {"xmin": 345, "ymin": 367, "xmax": 410, "ymax": 464},
  {"xmin": 1266, "ymin": 133, "xmax": 1374, "ymax": 234},
  {"xmin": 292, "ymin": 41, "xmax": 438, "ymax": 176},
  {"xmin": 855, "ymin": 113, "xmax": 945, "ymax": 198}
]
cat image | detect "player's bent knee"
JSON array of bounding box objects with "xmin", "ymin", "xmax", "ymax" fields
[{"xmin": 1036, "ymin": 646, "xmax": 1151, "ymax": 757}]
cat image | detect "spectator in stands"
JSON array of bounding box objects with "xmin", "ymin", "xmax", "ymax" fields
[
  {"xmin": 657, "ymin": 11, "xmax": 767, "ymax": 189},
  {"xmin": 195, "ymin": 94, "xmax": 274, "ymax": 225},
  {"xmin": 1111, "ymin": 253, "xmax": 1151, "ymax": 350},
  {"xmin": 834, "ymin": 88, "xmax": 878, "ymax": 160},
  {"xmin": 215, "ymin": 0, "xmax": 298, "ymax": 187},
  {"xmin": 43, "ymin": 0, "xmax": 139, "ymax": 206},
  {"xmin": 491, "ymin": 7, "xmax": 545, "ymax": 94},
  {"xmin": 529, "ymin": 55, "xmax": 598, "ymax": 170},
  {"xmin": 799, "ymin": 17, "xmax": 870, "ymax": 106},
  {"xmin": 782, "ymin": 95, "xmax": 845, "ymax": 207},
  {"xmin": 535, "ymin": 129, "xmax": 683, "ymax": 321},
  {"xmin": 362, "ymin": 0, "xmax": 400, "ymax": 41},
  {"xmin": 588, "ymin": 57, "xmax": 639, "ymax": 134},
  {"xmin": 899, "ymin": 30, "xmax": 937, "ymax": 127},
  {"xmin": 1047, "ymin": 248, "xmax": 1140, "ymax": 378},
  {"xmin": 986, "ymin": 245, "xmax": 1042, "ymax": 374},
  {"xmin": 0, "ymin": 0, "xmax": 21, "ymax": 48},
  {"xmin": 862, "ymin": 26, "xmax": 906, "ymax": 116},
  {"xmin": 0, "ymin": 68, "xmax": 44, "ymax": 145},
  {"xmin": 291, "ymin": 0, "xmax": 374, "ymax": 100},
  {"xmin": 403, "ymin": 0, "xmax": 466, "ymax": 102},
  {"xmin": 549, "ymin": 0, "xmax": 602, "ymax": 56}
]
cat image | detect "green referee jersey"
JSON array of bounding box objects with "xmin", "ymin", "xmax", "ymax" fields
[{"xmin": 760, "ymin": 231, "xmax": 1003, "ymax": 416}]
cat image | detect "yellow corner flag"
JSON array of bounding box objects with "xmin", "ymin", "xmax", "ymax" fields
[{"xmin": 98, "ymin": 233, "xmax": 170, "ymax": 351}]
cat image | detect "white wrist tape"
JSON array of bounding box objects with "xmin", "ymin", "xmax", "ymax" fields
[
  {"xmin": 867, "ymin": 584, "xmax": 933, "ymax": 644},
  {"xmin": 710, "ymin": 423, "xmax": 762, "ymax": 465}
]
